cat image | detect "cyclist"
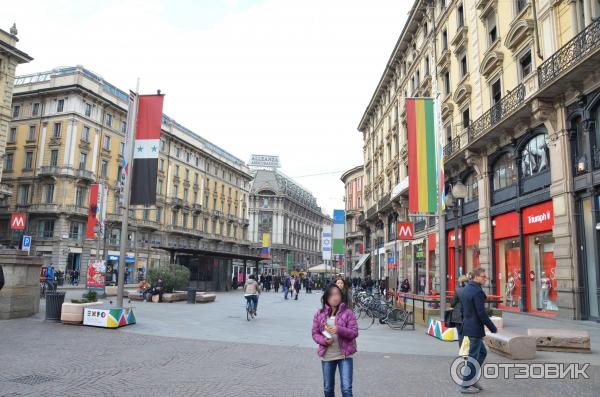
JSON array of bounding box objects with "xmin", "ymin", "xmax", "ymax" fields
[{"xmin": 244, "ymin": 274, "xmax": 261, "ymax": 315}]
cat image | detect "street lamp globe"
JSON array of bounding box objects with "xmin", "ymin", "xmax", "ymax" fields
[
  {"xmin": 444, "ymin": 190, "xmax": 455, "ymax": 208},
  {"xmin": 452, "ymin": 180, "xmax": 468, "ymax": 201}
]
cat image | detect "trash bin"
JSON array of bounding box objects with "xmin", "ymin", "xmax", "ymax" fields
[
  {"xmin": 45, "ymin": 291, "xmax": 66, "ymax": 322},
  {"xmin": 187, "ymin": 288, "xmax": 197, "ymax": 304}
]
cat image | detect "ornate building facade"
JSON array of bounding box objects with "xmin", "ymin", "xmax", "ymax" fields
[
  {"xmin": 0, "ymin": 66, "xmax": 255, "ymax": 290},
  {"xmin": 340, "ymin": 165, "xmax": 366, "ymax": 274},
  {"xmin": 357, "ymin": 0, "xmax": 600, "ymax": 319}
]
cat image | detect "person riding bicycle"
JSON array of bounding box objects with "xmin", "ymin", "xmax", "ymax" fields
[{"xmin": 244, "ymin": 274, "xmax": 261, "ymax": 315}]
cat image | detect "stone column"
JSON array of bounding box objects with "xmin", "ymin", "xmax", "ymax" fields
[
  {"xmin": 0, "ymin": 250, "xmax": 43, "ymax": 319},
  {"xmin": 533, "ymin": 99, "xmax": 578, "ymax": 319}
]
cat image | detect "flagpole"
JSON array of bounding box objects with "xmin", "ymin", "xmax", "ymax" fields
[{"xmin": 116, "ymin": 79, "xmax": 140, "ymax": 308}]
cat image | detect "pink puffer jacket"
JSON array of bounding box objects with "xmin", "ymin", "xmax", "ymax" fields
[{"xmin": 311, "ymin": 303, "xmax": 358, "ymax": 357}]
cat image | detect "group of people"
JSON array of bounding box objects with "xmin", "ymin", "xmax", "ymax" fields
[{"xmin": 138, "ymin": 278, "xmax": 165, "ymax": 303}]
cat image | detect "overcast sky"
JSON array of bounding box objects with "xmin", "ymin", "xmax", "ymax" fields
[{"xmin": 3, "ymin": 0, "xmax": 411, "ymax": 215}]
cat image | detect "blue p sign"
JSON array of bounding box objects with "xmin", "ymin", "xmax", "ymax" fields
[{"xmin": 22, "ymin": 235, "xmax": 31, "ymax": 252}]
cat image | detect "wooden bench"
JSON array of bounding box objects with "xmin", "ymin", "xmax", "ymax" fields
[
  {"xmin": 484, "ymin": 330, "xmax": 536, "ymax": 360},
  {"xmin": 527, "ymin": 328, "xmax": 591, "ymax": 353}
]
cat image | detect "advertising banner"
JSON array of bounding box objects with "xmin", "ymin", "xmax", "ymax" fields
[
  {"xmin": 322, "ymin": 226, "xmax": 332, "ymax": 261},
  {"xmin": 86, "ymin": 260, "xmax": 106, "ymax": 287}
]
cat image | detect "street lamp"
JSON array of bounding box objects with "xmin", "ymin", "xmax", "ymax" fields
[
  {"xmin": 446, "ymin": 181, "xmax": 467, "ymax": 290},
  {"xmin": 376, "ymin": 225, "xmax": 384, "ymax": 287}
]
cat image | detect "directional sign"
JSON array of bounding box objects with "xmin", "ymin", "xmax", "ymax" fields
[
  {"xmin": 10, "ymin": 213, "xmax": 26, "ymax": 230},
  {"xmin": 22, "ymin": 235, "xmax": 31, "ymax": 253}
]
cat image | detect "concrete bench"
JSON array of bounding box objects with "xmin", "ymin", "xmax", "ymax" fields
[
  {"xmin": 196, "ymin": 292, "xmax": 216, "ymax": 303},
  {"xmin": 527, "ymin": 328, "xmax": 591, "ymax": 353},
  {"xmin": 484, "ymin": 330, "xmax": 536, "ymax": 360},
  {"xmin": 61, "ymin": 301, "xmax": 103, "ymax": 324}
]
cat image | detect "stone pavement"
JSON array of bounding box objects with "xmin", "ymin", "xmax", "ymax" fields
[{"xmin": 0, "ymin": 289, "xmax": 598, "ymax": 396}]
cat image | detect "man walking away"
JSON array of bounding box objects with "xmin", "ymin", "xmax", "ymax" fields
[
  {"xmin": 450, "ymin": 275, "xmax": 470, "ymax": 348},
  {"xmin": 283, "ymin": 274, "xmax": 291, "ymax": 299},
  {"xmin": 459, "ymin": 268, "xmax": 497, "ymax": 394},
  {"xmin": 294, "ymin": 277, "xmax": 301, "ymax": 300}
]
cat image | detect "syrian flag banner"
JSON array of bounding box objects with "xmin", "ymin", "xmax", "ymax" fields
[{"xmin": 130, "ymin": 94, "xmax": 164, "ymax": 205}]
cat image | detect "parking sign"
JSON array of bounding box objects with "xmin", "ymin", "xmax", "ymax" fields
[{"xmin": 22, "ymin": 235, "xmax": 32, "ymax": 253}]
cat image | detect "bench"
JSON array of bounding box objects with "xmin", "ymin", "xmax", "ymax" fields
[
  {"xmin": 484, "ymin": 330, "xmax": 536, "ymax": 360},
  {"xmin": 196, "ymin": 292, "xmax": 216, "ymax": 303},
  {"xmin": 61, "ymin": 301, "xmax": 104, "ymax": 324},
  {"xmin": 527, "ymin": 328, "xmax": 591, "ymax": 353}
]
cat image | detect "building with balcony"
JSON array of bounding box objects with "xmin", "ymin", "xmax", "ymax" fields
[
  {"xmin": 340, "ymin": 165, "xmax": 367, "ymax": 274},
  {"xmin": 248, "ymin": 168, "xmax": 329, "ymax": 274},
  {"xmin": 0, "ymin": 24, "xmax": 32, "ymax": 199},
  {"xmin": 357, "ymin": 0, "xmax": 600, "ymax": 320},
  {"xmin": 0, "ymin": 65, "xmax": 256, "ymax": 290}
]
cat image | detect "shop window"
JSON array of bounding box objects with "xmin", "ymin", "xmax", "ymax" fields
[
  {"xmin": 493, "ymin": 153, "xmax": 516, "ymax": 190},
  {"xmin": 464, "ymin": 173, "xmax": 478, "ymax": 202},
  {"xmin": 521, "ymin": 134, "xmax": 549, "ymax": 178},
  {"xmin": 497, "ymin": 238, "xmax": 522, "ymax": 309},
  {"xmin": 527, "ymin": 233, "xmax": 558, "ymax": 312},
  {"xmin": 572, "ymin": 116, "xmax": 589, "ymax": 173}
]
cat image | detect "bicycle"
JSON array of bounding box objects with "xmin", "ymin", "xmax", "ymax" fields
[{"xmin": 245, "ymin": 295, "xmax": 257, "ymax": 321}]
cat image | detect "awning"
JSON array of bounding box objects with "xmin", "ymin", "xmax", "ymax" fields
[{"xmin": 352, "ymin": 254, "xmax": 370, "ymax": 272}]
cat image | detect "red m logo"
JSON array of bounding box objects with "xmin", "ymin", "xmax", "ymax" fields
[
  {"xmin": 397, "ymin": 222, "xmax": 414, "ymax": 240},
  {"xmin": 11, "ymin": 213, "xmax": 26, "ymax": 230}
]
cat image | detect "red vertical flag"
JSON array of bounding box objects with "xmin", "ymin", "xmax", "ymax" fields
[{"xmin": 130, "ymin": 95, "xmax": 164, "ymax": 205}]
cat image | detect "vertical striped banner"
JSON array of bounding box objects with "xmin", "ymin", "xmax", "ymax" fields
[
  {"xmin": 407, "ymin": 98, "xmax": 437, "ymax": 213},
  {"xmin": 261, "ymin": 233, "xmax": 270, "ymax": 258}
]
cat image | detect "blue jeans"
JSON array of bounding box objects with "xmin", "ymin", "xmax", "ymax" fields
[
  {"xmin": 322, "ymin": 358, "xmax": 353, "ymax": 397},
  {"xmin": 245, "ymin": 295, "xmax": 258, "ymax": 311},
  {"xmin": 463, "ymin": 337, "xmax": 486, "ymax": 387},
  {"xmin": 283, "ymin": 287, "xmax": 289, "ymax": 299}
]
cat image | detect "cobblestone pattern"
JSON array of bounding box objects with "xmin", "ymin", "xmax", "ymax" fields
[{"xmin": 1, "ymin": 318, "xmax": 599, "ymax": 396}]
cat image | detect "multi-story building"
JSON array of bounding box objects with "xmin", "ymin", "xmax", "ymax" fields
[
  {"xmin": 248, "ymin": 168, "xmax": 329, "ymax": 274},
  {"xmin": 0, "ymin": 24, "xmax": 32, "ymax": 199},
  {"xmin": 0, "ymin": 65, "xmax": 255, "ymax": 291},
  {"xmin": 340, "ymin": 165, "xmax": 366, "ymax": 275},
  {"xmin": 357, "ymin": 0, "xmax": 600, "ymax": 320}
]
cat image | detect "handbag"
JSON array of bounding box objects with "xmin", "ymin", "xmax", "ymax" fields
[{"xmin": 444, "ymin": 309, "xmax": 455, "ymax": 328}]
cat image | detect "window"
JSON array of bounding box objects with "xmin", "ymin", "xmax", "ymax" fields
[
  {"xmin": 84, "ymin": 102, "xmax": 92, "ymax": 117},
  {"xmin": 516, "ymin": 0, "xmax": 528, "ymax": 14},
  {"xmin": 160, "ymin": 158, "xmax": 165, "ymax": 171},
  {"xmin": 32, "ymin": 103, "xmax": 40, "ymax": 116},
  {"xmin": 185, "ymin": 169, "xmax": 189, "ymax": 181},
  {"xmin": 45, "ymin": 184, "xmax": 55, "ymax": 203},
  {"xmin": 193, "ymin": 214, "xmax": 198, "ymax": 229},
  {"xmin": 24, "ymin": 151, "xmax": 33, "ymax": 170},
  {"xmin": 460, "ymin": 53, "xmax": 468, "ymax": 77},
  {"xmin": 50, "ymin": 150, "xmax": 58, "ymax": 166},
  {"xmin": 465, "ymin": 173, "xmax": 479, "ymax": 201},
  {"xmin": 462, "ymin": 108, "xmax": 470, "ymax": 129},
  {"xmin": 442, "ymin": 29, "xmax": 448, "ymax": 51},
  {"xmin": 101, "ymin": 160, "xmax": 108, "ymax": 178},
  {"xmin": 12, "ymin": 105, "xmax": 20, "ymax": 118},
  {"xmin": 487, "ymin": 12, "xmax": 498, "ymax": 46},
  {"xmin": 175, "ymin": 165, "xmax": 180, "ymax": 177},
  {"xmin": 79, "ymin": 152, "xmax": 87, "ymax": 170},
  {"xmin": 176, "ymin": 147, "xmax": 181, "ymax": 158},
  {"xmin": 39, "ymin": 220, "xmax": 55, "ymax": 239},
  {"xmin": 8, "ymin": 127, "xmax": 16, "ymax": 142},
  {"xmin": 53, "ymin": 123, "xmax": 61, "ymax": 138},
  {"xmin": 519, "ymin": 50, "xmax": 532, "ymax": 80},
  {"xmin": 443, "ymin": 71, "xmax": 450, "ymax": 96},
  {"xmin": 75, "ymin": 186, "xmax": 86, "ymax": 207},
  {"xmin": 18, "ymin": 185, "xmax": 30, "ymax": 205},
  {"xmin": 182, "ymin": 213, "xmax": 188, "ymax": 228},
  {"xmin": 183, "ymin": 188, "xmax": 189, "ymax": 202},
  {"xmin": 457, "ymin": 4, "xmax": 464, "ymax": 27},
  {"xmin": 204, "ymin": 218, "xmax": 209, "ymax": 232},
  {"xmin": 160, "ymin": 140, "xmax": 165, "ymax": 151},
  {"xmin": 103, "ymin": 135, "xmax": 111, "ymax": 150},
  {"xmin": 194, "ymin": 172, "xmax": 199, "ymax": 183},
  {"xmin": 491, "ymin": 79, "xmax": 502, "ymax": 105},
  {"xmin": 172, "ymin": 210, "xmax": 178, "ymax": 225},
  {"xmin": 493, "ymin": 153, "xmax": 516, "ymax": 190},
  {"xmin": 156, "ymin": 207, "xmax": 162, "ymax": 222},
  {"xmin": 143, "ymin": 208, "xmax": 150, "ymax": 220},
  {"xmin": 195, "ymin": 156, "xmax": 199, "ymax": 167},
  {"xmin": 186, "ymin": 152, "xmax": 191, "ymax": 162},
  {"xmin": 121, "ymin": 121, "xmax": 127, "ymax": 133},
  {"xmin": 104, "ymin": 113, "xmax": 113, "ymax": 127},
  {"xmin": 27, "ymin": 126, "xmax": 36, "ymax": 141},
  {"xmin": 82, "ymin": 126, "xmax": 90, "ymax": 142},
  {"xmin": 69, "ymin": 222, "xmax": 83, "ymax": 240},
  {"xmin": 173, "ymin": 184, "xmax": 179, "ymax": 196},
  {"xmin": 423, "ymin": 22, "xmax": 428, "ymax": 36},
  {"xmin": 57, "ymin": 99, "xmax": 64, "ymax": 113},
  {"xmin": 157, "ymin": 179, "xmax": 163, "ymax": 195},
  {"xmin": 4, "ymin": 153, "xmax": 13, "ymax": 171},
  {"xmin": 193, "ymin": 191, "xmax": 198, "ymax": 204},
  {"xmin": 521, "ymin": 134, "xmax": 549, "ymax": 177},
  {"xmin": 424, "ymin": 56, "xmax": 430, "ymax": 75}
]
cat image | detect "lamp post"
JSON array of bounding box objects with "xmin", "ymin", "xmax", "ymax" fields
[
  {"xmin": 445, "ymin": 181, "xmax": 468, "ymax": 291},
  {"xmin": 376, "ymin": 225, "xmax": 384, "ymax": 289}
]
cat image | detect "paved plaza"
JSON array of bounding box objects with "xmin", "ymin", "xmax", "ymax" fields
[{"xmin": 1, "ymin": 289, "xmax": 599, "ymax": 396}]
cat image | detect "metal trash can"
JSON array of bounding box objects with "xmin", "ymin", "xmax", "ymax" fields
[
  {"xmin": 187, "ymin": 288, "xmax": 197, "ymax": 304},
  {"xmin": 45, "ymin": 291, "xmax": 66, "ymax": 322}
]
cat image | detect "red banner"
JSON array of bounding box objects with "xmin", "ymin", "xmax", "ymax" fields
[
  {"xmin": 86, "ymin": 184, "xmax": 100, "ymax": 239},
  {"xmin": 493, "ymin": 211, "xmax": 519, "ymax": 240}
]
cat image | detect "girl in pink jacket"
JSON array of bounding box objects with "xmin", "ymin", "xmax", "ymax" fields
[{"xmin": 312, "ymin": 284, "xmax": 359, "ymax": 397}]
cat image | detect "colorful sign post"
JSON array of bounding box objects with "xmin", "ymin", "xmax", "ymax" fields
[
  {"xmin": 322, "ymin": 226, "xmax": 332, "ymax": 261},
  {"xmin": 333, "ymin": 210, "xmax": 345, "ymax": 256},
  {"xmin": 83, "ymin": 307, "xmax": 136, "ymax": 328},
  {"xmin": 261, "ymin": 233, "xmax": 271, "ymax": 259}
]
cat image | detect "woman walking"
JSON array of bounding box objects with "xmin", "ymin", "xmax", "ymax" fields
[
  {"xmin": 335, "ymin": 278, "xmax": 353, "ymax": 310},
  {"xmin": 312, "ymin": 284, "xmax": 359, "ymax": 397}
]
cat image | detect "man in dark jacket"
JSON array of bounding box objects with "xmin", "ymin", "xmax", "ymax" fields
[{"xmin": 459, "ymin": 268, "xmax": 497, "ymax": 394}]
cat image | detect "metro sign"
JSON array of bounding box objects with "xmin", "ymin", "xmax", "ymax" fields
[
  {"xmin": 11, "ymin": 213, "xmax": 27, "ymax": 230},
  {"xmin": 397, "ymin": 222, "xmax": 414, "ymax": 240}
]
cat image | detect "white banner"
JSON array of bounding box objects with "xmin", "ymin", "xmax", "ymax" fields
[{"xmin": 322, "ymin": 226, "xmax": 332, "ymax": 261}]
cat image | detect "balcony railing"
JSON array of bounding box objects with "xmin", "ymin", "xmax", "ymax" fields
[
  {"xmin": 538, "ymin": 18, "xmax": 600, "ymax": 89},
  {"xmin": 467, "ymin": 83, "xmax": 526, "ymax": 143},
  {"xmin": 75, "ymin": 169, "xmax": 95, "ymax": 181},
  {"xmin": 63, "ymin": 205, "xmax": 88, "ymax": 216},
  {"xmin": 378, "ymin": 192, "xmax": 391, "ymax": 209}
]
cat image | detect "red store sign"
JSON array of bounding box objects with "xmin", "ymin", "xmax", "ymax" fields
[
  {"xmin": 397, "ymin": 222, "xmax": 414, "ymax": 240},
  {"xmin": 522, "ymin": 201, "xmax": 554, "ymax": 234}
]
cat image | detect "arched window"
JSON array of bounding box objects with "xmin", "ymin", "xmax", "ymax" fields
[
  {"xmin": 493, "ymin": 153, "xmax": 516, "ymax": 190},
  {"xmin": 521, "ymin": 134, "xmax": 549, "ymax": 177},
  {"xmin": 465, "ymin": 173, "xmax": 478, "ymax": 201}
]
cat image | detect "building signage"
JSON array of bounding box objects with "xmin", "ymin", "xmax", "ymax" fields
[
  {"xmin": 397, "ymin": 222, "xmax": 414, "ymax": 240},
  {"xmin": 523, "ymin": 201, "xmax": 554, "ymax": 235},
  {"xmin": 10, "ymin": 213, "xmax": 26, "ymax": 230},
  {"xmin": 249, "ymin": 154, "xmax": 281, "ymax": 169},
  {"xmin": 83, "ymin": 307, "xmax": 136, "ymax": 328},
  {"xmin": 21, "ymin": 235, "xmax": 32, "ymax": 253},
  {"xmin": 322, "ymin": 226, "xmax": 332, "ymax": 261}
]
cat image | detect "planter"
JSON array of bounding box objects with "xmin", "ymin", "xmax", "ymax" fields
[{"xmin": 61, "ymin": 301, "xmax": 104, "ymax": 325}]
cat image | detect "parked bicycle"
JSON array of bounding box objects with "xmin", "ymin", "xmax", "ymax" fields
[{"xmin": 352, "ymin": 289, "xmax": 413, "ymax": 330}]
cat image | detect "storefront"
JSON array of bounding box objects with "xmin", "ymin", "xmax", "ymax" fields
[
  {"xmin": 447, "ymin": 222, "xmax": 480, "ymax": 294},
  {"xmin": 414, "ymin": 241, "xmax": 425, "ymax": 294},
  {"xmin": 576, "ymin": 194, "xmax": 600, "ymax": 320},
  {"xmin": 494, "ymin": 201, "xmax": 557, "ymax": 315},
  {"xmin": 426, "ymin": 233, "xmax": 436, "ymax": 294}
]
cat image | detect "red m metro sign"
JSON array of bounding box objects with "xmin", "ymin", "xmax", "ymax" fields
[
  {"xmin": 397, "ymin": 222, "xmax": 414, "ymax": 240},
  {"xmin": 10, "ymin": 213, "xmax": 26, "ymax": 230}
]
